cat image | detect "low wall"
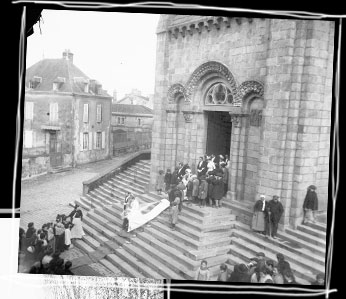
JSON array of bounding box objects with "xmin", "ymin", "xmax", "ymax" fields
[{"xmin": 82, "ymin": 149, "xmax": 151, "ymax": 195}]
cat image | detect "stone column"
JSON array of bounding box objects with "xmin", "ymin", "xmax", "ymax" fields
[{"xmin": 228, "ymin": 114, "xmax": 247, "ymax": 201}]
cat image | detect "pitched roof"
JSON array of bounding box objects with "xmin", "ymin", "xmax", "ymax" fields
[
  {"xmin": 117, "ymin": 94, "xmax": 149, "ymax": 103},
  {"xmin": 112, "ymin": 104, "xmax": 153, "ymax": 115},
  {"xmin": 25, "ymin": 58, "xmax": 111, "ymax": 97}
]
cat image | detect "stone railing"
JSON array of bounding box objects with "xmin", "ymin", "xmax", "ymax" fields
[{"xmin": 82, "ymin": 149, "xmax": 151, "ymax": 195}]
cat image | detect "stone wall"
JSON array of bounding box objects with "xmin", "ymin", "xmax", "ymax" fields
[{"xmin": 151, "ymin": 15, "xmax": 334, "ymax": 227}]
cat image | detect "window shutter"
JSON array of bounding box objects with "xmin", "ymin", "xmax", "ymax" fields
[
  {"xmin": 55, "ymin": 103, "xmax": 59, "ymax": 122},
  {"xmin": 83, "ymin": 104, "xmax": 89, "ymax": 123},
  {"xmin": 25, "ymin": 102, "xmax": 34, "ymax": 120},
  {"xmin": 49, "ymin": 103, "xmax": 53, "ymax": 122},
  {"xmin": 102, "ymin": 131, "xmax": 106, "ymax": 149},
  {"xmin": 80, "ymin": 132, "xmax": 84, "ymax": 151},
  {"xmin": 97, "ymin": 104, "xmax": 102, "ymax": 123},
  {"xmin": 93, "ymin": 131, "xmax": 97, "ymax": 149},
  {"xmin": 25, "ymin": 130, "xmax": 33, "ymax": 148},
  {"xmin": 89, "ymin": 132, "xmax": 93, "ymax": 150}
]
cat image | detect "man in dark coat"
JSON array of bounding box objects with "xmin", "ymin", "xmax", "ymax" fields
[
  {"xmin": 177, "ymin": 162, "xmax": 186, "ymax": 180},
  {"xmin": 303, "ymin": 185, "xmax": 318, "ymax": 224},
  {"xmin": 196, "ymin": 156, "xmax": 208, "ymax": 178},
  {"xmin": 266, "ymin": 195, "xmax": 284, "ymax": 239},
  {"xmin": 212, "ymin": 170, "xmax": 225, "ymax": 208},
  {"xmin": 206, "ymin": 172, "xmax": 216, "ymax": 207},
  {"xmin": 170, "ymin": 167, "xmax": 180, "ymax": 188}
]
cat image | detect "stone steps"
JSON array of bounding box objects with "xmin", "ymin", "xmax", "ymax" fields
[
  {"xmin": 123, "ymin": 170, "xmax": 150, "ymax": 184},
  {"xmin": 304, "ymin": 221, "xmax": 327, "ymax": 233},
  {"xmin": 231, "ymin": 229, "xmax": 325, "ymax": 271},
  {"xmin": 73, "ymin": 238, "xmax": 95, "ymax": 253},
  {"xmin": 233, "ymin": 222, "xmax": 325, "ymax": 265},
  {"xmin": 114, "ymin": 246, "xmax": 166, "ymax": 279},
  {"xmin": 109, "ymin": 178, "xmax": 145, "ymax": 194},
  {"xmin": 116, "ymin": 173, "xmax": 148, "ymax": 188},
  {"xmin": 119, "ymin": 242, "xmax": 186, "ymax": 280},
  {"xmin": 282, "ymin": 228, "xmax": 326, "ymax": 248},
  {"xmin": 105, "ymin": 253, "xmax": 146, "ymax": 279},
  {"xmin": 296, "ymin": 224, "xmax": 326, "ymax": 240},
  {"xmin": 143, "ymin": 226, "xmax": 231, "ymax": 261},
  {"xmin": 229, "ymin": 238, "xmax": 316, "ymax": 283},
  {"xmin": 98, "ymin": 258, "xmax": 129, "ymax": 278}
]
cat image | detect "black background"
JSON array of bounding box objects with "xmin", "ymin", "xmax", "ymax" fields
[{"xmin": 3, "ymin": 0, "xmax": 344, "ymax": 298}]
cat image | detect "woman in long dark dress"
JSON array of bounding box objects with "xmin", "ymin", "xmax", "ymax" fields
[{"xmin": 303, "ymin": 185, "xmax": 318, "ymax": 224}]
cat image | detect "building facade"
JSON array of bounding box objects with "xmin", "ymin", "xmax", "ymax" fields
[
  {"xmin": 22, "ymin": 50, "xmax": 112, "ymax": 178},
  {"xmin": 150, "ymin": 15, "xmax": 334, "ymax": 228},
  {"xmin": 111, "ymin": 104, "xmax": 153, "ymax": 156},
  {"xmin": 116, "ymin": 88, "xmax": 154, "ymax": 109}
]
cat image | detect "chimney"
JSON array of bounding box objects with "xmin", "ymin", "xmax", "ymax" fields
[{"xmin": 62, "ymin": 49, "xmax": 73, "ymax": 63}]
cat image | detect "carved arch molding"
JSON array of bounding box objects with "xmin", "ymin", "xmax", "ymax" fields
[{"xmin": 167, "ymin": 61, "xmax": 264, "ymax": 106}]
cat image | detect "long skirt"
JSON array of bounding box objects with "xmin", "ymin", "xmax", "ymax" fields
[
  {"xmin": 251, "ymin": 211, "xmax": 265, "ymax": 232},
  {"xmin": 70, "ymin": 218, "xmax": 85, "ymax": 239}
]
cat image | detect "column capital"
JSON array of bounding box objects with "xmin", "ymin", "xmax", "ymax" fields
[{"xmin": 229, "ymin": 113, "xmax": 249, "ymax": 128}]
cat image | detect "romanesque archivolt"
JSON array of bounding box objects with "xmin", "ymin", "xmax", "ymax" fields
[
  {"xmin": 167, "ymin": 83, "xmax": 187, "ymax": 103},
  {"xmin": 185, "ymin": 61, "xmax": 237, "ymax": 102},
  {"xmin": 234, "ymin": 80, "xmax": 264, "ymax": 104},
  {"xmin": 167, "ymin": 61, "xmax": 264, "ymax": 107}
]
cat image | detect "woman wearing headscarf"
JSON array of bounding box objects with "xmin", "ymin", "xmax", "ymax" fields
[
  {"xmin": 252, "ymin": 195, "xmax": 268, "ymax": 235},
  {"xmin": 303, "ymin": 185, "xmax": 318, "ymax": 224}
]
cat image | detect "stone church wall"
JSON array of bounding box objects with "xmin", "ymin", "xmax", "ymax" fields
[{"xmin": 151, "ymin": 15, "xmax": 334, "ymax": 227}]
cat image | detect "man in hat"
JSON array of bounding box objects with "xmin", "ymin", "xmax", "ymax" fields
[
  {"xmin": 252, "ymin": 195, "xmax": 268, "ymax": 235},
  {"xmin": 303, "ymin": 185, "xmax": 318, "ymax": 224},
  {"xmin": 266, "ymin": 195, "xmax": 284, "ymax": 239},
  {"xmin": 196, "ymin": 156, "xmax": 208, "ymax": 179}
]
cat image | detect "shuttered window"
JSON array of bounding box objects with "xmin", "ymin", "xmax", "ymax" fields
[
  {"xmin": 101, "ymin": 131, "xmax": 106, "ymax": 149},
  {"xmin": 96, "ymin": 104, "xmax": 102, "ymax": 123},
  {"xmin": 83, "ymin": 103, "xmax": 89, "ymax": 123},
  {"xmin": 83, "ymin": 133, "xmax": 89, "ymax": 150},
  {"xmin": 96, "ymin": 132, "xmax": 102, "ymax": 149},
  {"xmin": 25, "ymin": 102, "xmax": 34, "ymax": 120},
  {"xmin": 49, "ymin": 103, "xmax": 59, "ymax": 122},
  {"xmin": 24, "ymin": 130, "xmax": 33, "ymax": 148}
]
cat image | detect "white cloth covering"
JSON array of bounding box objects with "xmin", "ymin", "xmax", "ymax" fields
[
  {"xmin": 70, "ymin": 217, "xmax": 85, "ymax": 239},
  {"xmin": 127, "ymin": 198, "xmax": 170, "ymax": 232}
]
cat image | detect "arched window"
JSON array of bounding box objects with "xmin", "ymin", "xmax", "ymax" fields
[{"xmin": 205, "ymin": 83, "xmax": 233, "ymax": 105}]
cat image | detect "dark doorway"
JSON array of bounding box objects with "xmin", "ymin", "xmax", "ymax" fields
[
  {"xmin": 49, "ymin": 131, "xmax": 62, "ymax": 167},
  {"xmin": 206, "ymin": 111, "xmax": 232, "ymax": 157}
]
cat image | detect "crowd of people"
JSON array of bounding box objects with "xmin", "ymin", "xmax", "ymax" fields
[
  {"xmin": 155, "ymin": 154, "xmax": 231, "ymax": 229},
  {"xmin": 196, "ymin": 252, "xmax": 325, "ymax": 285},
  {"xmin": 18, "ymin": 205, "xmax": 85, "ymax": 275}
]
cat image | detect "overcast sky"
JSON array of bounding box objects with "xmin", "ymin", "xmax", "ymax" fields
[{"xmin": 26, "ymin": 9, "xmax": 160, "ymax": 99}]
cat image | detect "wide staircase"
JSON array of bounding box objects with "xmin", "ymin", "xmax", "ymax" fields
[
  {"xmin": 70, "ymin": 159, "xmax": 236, "ymax": 280},
  {"xmin": 224, "ymin": 199, "xmax": 327, "ymax": 285},
  {"xmin": 70, "ymin": 159, "xmax": 327, "ymax": 284}
]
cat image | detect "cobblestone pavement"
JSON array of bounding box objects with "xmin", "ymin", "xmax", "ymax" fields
[{"xmin": 19, "ymin": 153, "xmax": 135, "ymax": 230}]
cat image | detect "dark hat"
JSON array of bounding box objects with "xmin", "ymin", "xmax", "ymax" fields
[
  {"xmin": 220, "ymin": 263, "xmax": 228, "ymax": 271},
  {"xmin": 266, "ymin": 259, "xmax": 274, "ymax": 267},
  {"xmin": 28, "ymin": 222, "xmax": 34, "ymax": 228},
  {"xmin": 308, "ymin": 185, "xmax": 317, "ymax": 190},
  {"xmin": 273, "ymin": 195, "xmax": 279, "ymax": 200},
  {"xmin": 276, "ymin": 253, "xmax": 285, "ymax": 261},
  {"xmin": 316, "ymin": 273, "xmax": 325, "ymax": 280}
]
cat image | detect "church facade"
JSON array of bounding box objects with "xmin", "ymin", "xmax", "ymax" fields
[{"xmin": 150, "ymin": 15, "xmax": 334, "ymax": 228}]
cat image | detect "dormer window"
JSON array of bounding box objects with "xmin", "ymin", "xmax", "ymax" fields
[
  {"xmin": 74, "ymin": 77, "xmax": 89, "ymax": 93},
  {"xmin": 53, "ymin": 77, "xmax": 65, "ymax": 91},
  {"xmin": 29, "ymin": 76, "xmax": 42, "ymax": 89}
]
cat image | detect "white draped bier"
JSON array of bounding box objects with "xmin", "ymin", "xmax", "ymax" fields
[{"xmin": 127, "ymin": 198, "xmax": 170, "ymax": 232}]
